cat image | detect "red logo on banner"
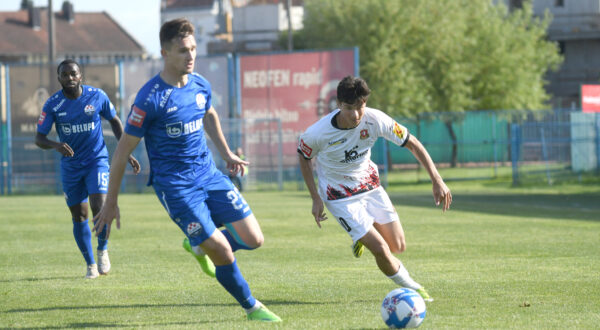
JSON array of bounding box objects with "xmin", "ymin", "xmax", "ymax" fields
[
  {"xmin": 128, "ymin": 106, "xmax": 146, "ymax": 128},
  {"xmin": 300, "ymin": 139, "xmax": 312, "ymax": 157},
  {"xmin": 37, "ymin": 111, "xmax": 46, "ymax": 125},
  {"xmin": 582, "ymin": 85, "xmax": 600, "ymax": 113}
]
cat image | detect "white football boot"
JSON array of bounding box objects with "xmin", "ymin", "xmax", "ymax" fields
[
  {"xmin": 86, "ymin": 264, "xmax": 99, "ymax": 279},
  {"xmin": 97, "ymin": 250, "xmax": 111, "ymax": 275}
]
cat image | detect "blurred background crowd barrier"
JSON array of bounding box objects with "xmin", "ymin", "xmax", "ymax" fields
[{"xmin": 1, "ymin": 49, "xmax": 599, "ymax": 195}]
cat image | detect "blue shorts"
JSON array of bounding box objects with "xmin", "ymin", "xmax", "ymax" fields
[
  {"xmin": 61, "ymin": 161, "xmax": 109, "ymax": 207},
  {"xmin": 153, "ymin": 172, "xmax": 253, "ymax": 246}
]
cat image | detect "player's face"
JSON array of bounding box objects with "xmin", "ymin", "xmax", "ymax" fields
[
  {"xmin": 57, "ymin": 63, "xmax": 82, "ymax": 93},
  {"xmin": 338, "ymin": 101, "xmax": 366, "ymax": 128},
  {"xmin": 163, "ymin": 35, "xmax": 196, "ymax": 75}
]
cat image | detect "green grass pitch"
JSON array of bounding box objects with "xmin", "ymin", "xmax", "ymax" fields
[{"xmin": 1, "ymin": 179, "xmax": 599, "ymax": 329}]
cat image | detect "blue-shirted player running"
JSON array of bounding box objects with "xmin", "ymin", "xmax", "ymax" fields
[
  {"xmin": 92, "ymin": 18, "xmax": 281, "ymax": 322},
  {"xmin": 36, "ymin": 59, "xmax": 140, "ymax": 279}
]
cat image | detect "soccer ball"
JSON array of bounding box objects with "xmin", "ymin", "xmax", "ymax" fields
[{"xmin": 381, "ymin": 288, "xmax": 426, "ymax": 328}]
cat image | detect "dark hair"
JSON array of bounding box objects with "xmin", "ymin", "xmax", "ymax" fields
[
  {"xmin": 160, "ymin": 18, "xmax": 195, "ymax": 49},
  {"xmin": 336, "ymin": 76, "xmax": 371, "ymax": 106},
  {"xmin": 56, "ymin": 59, "xmax": 80, "ymax": 74}
]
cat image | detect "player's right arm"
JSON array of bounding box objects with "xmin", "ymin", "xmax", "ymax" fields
[
  {"xmin": 298, "ymin": 154, "xmax": 327, "ymax": 228},
  {"xmin": 35, "ymin": 132, "xmax": 74, "ymax": 157},
  {"xmin": 35, "ymin": 102, "xmax": 74, "ymax": 157},
  {"xmin": 297, "ymin": 133, "xmax": 327, "ymax": 228},
  {"xmin": 92, "ymin": 132, "xmax": 141, "ymax": 238}
]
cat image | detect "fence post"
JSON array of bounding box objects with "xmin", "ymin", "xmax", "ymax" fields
[
  {"xmin": 596, "ymin": 113, "xmax": 600, "ymax": 173},
  {"xmin": 5, "ymin": 65, "xmax": 11, "ymax": 194},
  {"xmin": 277, "ymin": 118, "xmax": 283, "ymax": 191},
  {"xmin": 510, "ymin": 123, "xmax": 520, "ymax": 185},
  {"xmin": 540, "ymin": 127, "xmax": 552, "ymax": 185},
  {"xmin": 492, "ymin": 111, "xmax": 498, "ymax": 178},
  {"xmin": 0, "ymin": 63, "xmax": 4, "ymax": 195}
]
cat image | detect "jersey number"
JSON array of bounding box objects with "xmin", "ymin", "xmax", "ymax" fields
[
  {"xmin": 98, "ymin": 172, "xmax": 109, "ymax": 187},
  {"xmin": 338, "ymin": 217, "xmax": 352, "ymax": 232},
  {"xmin": 227, "ymin": 189, "xmax": 249, "ymax": 212}
]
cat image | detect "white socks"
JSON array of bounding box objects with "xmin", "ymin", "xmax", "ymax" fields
[
  {"xmin": 245, "ymin": 299, "xmax": 262, "ymax": 314},
  {"xmin": 192, "ymin": 245, "xmax": 206, "ymax": 257},
  {"xmin": 387, "ymin": 262, "xmax": 421, "ymax": 290}
]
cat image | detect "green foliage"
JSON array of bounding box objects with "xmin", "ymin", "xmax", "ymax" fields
[{"xmin": 299, "ymin": 0, "xmax": 562, "ymax": 116}]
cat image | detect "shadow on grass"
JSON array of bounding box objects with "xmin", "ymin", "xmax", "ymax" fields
[
  {"xmin": 5, "ymin": 320, "xmax": 235, "ymax": 329},
  {"xmin": 389, "ymin": 192, "xmax": 600, "ymax": 221},
  {"xmin": 0, "ymin": 276, "xmax": 80, "ymax": 283},
  {"xmin": 5, "ymin": 299, "xmax": 327, "ymax": 314}
]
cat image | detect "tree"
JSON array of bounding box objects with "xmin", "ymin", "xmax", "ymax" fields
[{"xmin": 297, "ymin": 0, "xmax": 562, "ymax": 166}]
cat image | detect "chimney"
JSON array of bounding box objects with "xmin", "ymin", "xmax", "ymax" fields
[
  {"xmin": 28, "ymin": 5, "xmax": 41, "ymax": 30},
  {"xmin": 62, "ymin": 1, "xmax": 74, "ymax": 24}
]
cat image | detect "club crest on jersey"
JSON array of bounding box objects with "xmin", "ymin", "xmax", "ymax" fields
[
  {"xmin": 187, "ymin": 222, "xmax": 203, "ymax": 237},
  {"xmin": 84, "ymin": 104, "xmax": 95, "ymax": 116},
  {"xmin": 166, "ymin": 122, "xmax": 183, "ymax": 138},
  {"xmin": 196, "ymin": 93, "xmax": 206, "ymax": 110},
  {"xmin": 360, "ymin": 129, "xmax": 369, "ymax": 140},
  {"xmin": 393, "ymin": 122, "xmax": 406, "ymax": 139}
]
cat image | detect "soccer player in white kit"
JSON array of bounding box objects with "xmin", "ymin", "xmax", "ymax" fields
[{"xmin": 298, "ymin": 76, "xmax": 452, "ymax": 302}]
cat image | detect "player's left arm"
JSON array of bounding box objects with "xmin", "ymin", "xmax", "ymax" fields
[
  {"xmin": 203, "ymin": 106, "xmax": 249, "ymax": 176},
  {"xmin": 108, "ymin": 116, "xmax": 141, "ymax": 174},
  {"xmin": 404, "ymin": 136, "xmax": 452, "ymax": 211}
]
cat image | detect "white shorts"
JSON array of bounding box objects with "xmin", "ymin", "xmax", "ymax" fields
[{"xmin": 323, "ymin": 186, "xmax": 399, "ymax": 243}]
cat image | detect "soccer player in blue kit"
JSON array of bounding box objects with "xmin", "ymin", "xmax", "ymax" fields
[
  {"xmin": 92, "ymin": 18, "xmax": 282, "ymax": 322},
  {"xmin": 35, "ymin": 59, "xmax": 140, "ymax": 279}
]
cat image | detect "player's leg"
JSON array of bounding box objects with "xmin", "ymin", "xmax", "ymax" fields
[
  {"xmin": 63, "ymin": 167, "xmax": 97, "ymax": 278},
  {"xmin": 368, "ymin": 188, "xmax": 433, "ymax": 301},
  {"xmin": 158, "ymin": 186, "xmax": 280, "ymax": 321},
  {"xmin": 205, "ymin": 179, "xmax": 262, "ymax": 252},
  {"xmin": 87, "ymin": 163, "xmax": 110, "ymax": 275},
  {"xmin": 200, "ymin": 230, "xmax": 281, "ymax": 322}
]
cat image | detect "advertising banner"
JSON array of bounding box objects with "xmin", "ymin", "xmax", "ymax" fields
[
  {"xmin": 238, "ymin": 49, "xmax": 357, "ymax": 167},
  {"xmin": 581, "ymin": 84, "xmax": 600, "ymax": 113}
]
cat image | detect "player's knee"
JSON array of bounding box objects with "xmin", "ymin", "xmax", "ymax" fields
[{"xmin": 243, "ymin": 233, "xmax": 264, "ymax": 249}]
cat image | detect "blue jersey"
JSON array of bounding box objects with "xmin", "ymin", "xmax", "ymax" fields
[
  {"xmin": 126, "ymin": 73, "xmax": 218, "ymax": 188},
  {"xmin": 37, "ymin": 85, "xmax": 117, "ymax": 169}
]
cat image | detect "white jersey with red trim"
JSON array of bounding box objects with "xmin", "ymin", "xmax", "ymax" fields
[{"xmin": 298, "ymin": 107, "xmax": 410, "ymax": 201}]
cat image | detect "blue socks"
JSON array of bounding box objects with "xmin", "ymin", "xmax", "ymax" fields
[
  {"xmin": 94, "ymin": 219, "xmax": 109, "ymax": 251},
  {"xmin": 72, "ymin": 219, "xmax": 95, "ymax": 265},
  {"xmin": 221, "ymin": 229, "xmax": 252, "ymax": 252},
  {"xmin": 215, "ymin": 259, "xmax": 256, "ymax": 309}
]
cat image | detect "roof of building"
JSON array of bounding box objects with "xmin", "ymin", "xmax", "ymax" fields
[
  {"xmin": 162, "ymin": 0, "xmax": 216, "ymax": 10},
  {"xmin": 0, "ymin": 8, "xmax": 145, "ymax": 56},
  {"xmin": 247, "ymin": 0, "xmax": 303, "ymax": 6}
]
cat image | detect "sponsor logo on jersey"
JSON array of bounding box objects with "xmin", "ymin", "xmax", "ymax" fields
[
  {"xmin": 53, "ymin": 99, "xmax": 65, "ymax": 112},
  {"xmin": 328, "ymin": 137, "xmax": 347, "ymax": 146},
  {"xmin": 393, "ymin": 122, "xmax": 406, "ymax": 140},
  {"xmin": 341, "ymin": 145, "xmax": 368, "ymax": 163},
  {"xmin": 128, "ymin": 106, "xmax": 146, "ymax": 128},
  {"xmin": 58, "ymin": 112, "xmax": 67, "ymax": 117},
  {"xmin": 167, "ymin": 106, "xmax": 178, "ymax": 113},
  {"xmin": 38, "ymin": 112, "xmax": 46, "ymax": 125},
  {"xmin": 165, "ymin": 119, "xmax": 203, "ymax": 138},
  {"xmin": 187, "ymin": 222, "xmax": 203, "ymax": 237},
  {"xmin": 59, "ymin": 122, "xmax": 95, "ymax": 135},
  {"xmin": 196, "ymin": 93, "xmax": 207, "ymax": 110},
  {"xmin": 166, "ymin": 122, "xmax": 182, "ymax": 137},
  {"xmin": 84, "ymin": 104, "xmax": 95, "ymax": 116},
  {"xmin": 300, "ymin": 139, "xmax": 312, "ymax": 157},
  {"xmin": 360, "ymin": 129, "xmax": 370, "ymax": 140}
]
